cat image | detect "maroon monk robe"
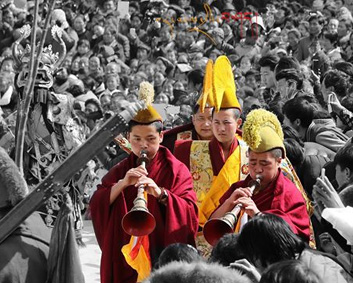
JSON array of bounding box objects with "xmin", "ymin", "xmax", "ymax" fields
[
  {"xmin": 218, "ymin": 169, "xmax": 311, "ymax": 243},
  {"xmin": 174, "ymin": 137, "xmax": 238, "ymax": 176},
  {"xmin": 90, "ymin": 146, "xmax": 198, "ymax": 283}
]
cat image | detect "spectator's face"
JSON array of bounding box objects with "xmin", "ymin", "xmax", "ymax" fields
[
  {"xmin": 62, "ymin": 57, "xmax": 72, "ymax": 70},
  {"xmin": 106, "ymin": 76, "xmax": 118, "ymax": 91},
  {"xmin": 240, "ymin": 57, "xmax": 251, "ymax": 74},
  {"xmin": 276, "ymin": 78, "xmax": 295, "ymax": 100},
  {"xmin": 80, "ymin": 57, "xmax": 89, "ymax": 69},
  {"xmin": 110, "ymin": 96, "xmax": 126, "ymax": 112},
  {"xmin": 212, "ymin": 109, "xmax": 241, "ymax": 145},
  {"xmin": 335, "ymin": 0, "xmax": 344, "ymax": 9},
  {"xmin": 174, "ymin": 81, "xmax": 185, "ymax": 91},
  {"xmin": 166, "ymin": 50, "xmax": 176, "ymax": 63},
  {"xmin": 104, "ymin": 29, "xmax": 116, "ymax": 44},
  {"xmin": 145, "ymin": 65, "xmax": 155, "ymax": 79},
  {"xmin": 89, "ymin": 57, "xmax": 100, "ymax": 72},
  {"xmin": 156, "ymin": 60, "xmax": 167, "ymax": 75},
  {"xmin": 346, "ymin": 0, "xmax": 353, "ymax": 13},
  {"xmin": 104, "ymin": 0, "xmax": 115, "ymax": 11},
  {"xmin": 248, "ymin": 150, "xmax": 281, "ymax": 188},
  {"xmin": 274, "ymin": 8, "xmax": 285, "ymax": 23},
  {"xmin": 100, "ymin": 95, "xmax": 111, "ymax": 111},
  {"xmin": 131, "ymin": 16, "xmax": 142, "ymax": 28},
  {"xmin": 160, "ymin": 28, "xmax": 172, "ymax": 42},
  {"xmin": 335, "ymin": 164, "xmax": 348, "ymax": 187},
  {"xmin": 298, "ymin": 24, "xmax": 309, "ymax": 37},
  {"xmin": 154, "ymin": 73, "xmax": 165, "ymax": 86},
  {"xmin": 338, "ymin": 21, "xmax": 348, "ymax": 38},
  {"xmin": 328, "ymin": 19, "xmax": 339, "ymax": 34},
  {"xmin": 0, "ymin": 59, "xmax": 14, "ymax": 73},
  {"xmin": 3, "ymin": 11, "xmax": 14, "ymax": 27},
  {"xmin": 154, "ymin": 93, "xmax": 169, "ymax": 104},
  {"xmin": 128, "ymin": 124, "xmax": 163, "ymax": 160},
  {"xmin": 178, "ymin": 0, "xmax": 190, "ymax": 8},
  {"xmin": 260, "ymin": 66, "xmax": 275, "ymax": 89},
  {"xmin": 73, "ymin": 17, "xmax": 85, "ymax": 32},
  {"xmin": 106, "ymin": 64, "xmax": 119, "ymax": 76},
  {"xmin": 287, "ymin": 32, "xmax": 299, "ymax": 47},
  {"xmin": 319, "ymin": 38, "xmax": 332, "ymax": 52},
  {"xmin": 180, "ymin": 105, "xmax": 192, "ymax": 119},
  {"xmin": 137, "ymin": 48, "xmax": 148, "ymax": 60},
  {"xmin": 85, "ymin": 102, "xmax": 99, "ymax": 114},
  {"xmin": 0, "ymin": 77, "xmax": 9, "ymax": 93},
  {"xmin": 309, "ymin": 19, "xmax": 322, "ymax": 36},
  {"xmin": 192, "ymin": 107, "xmax": 213, "ymax": 140},
  {"xmin": 78, "ymin": 43, "xmax": 89, "ymax": 55},
  {"xmin": 245, "ymin": 75, "xmax": 258, "ymax": 90}
]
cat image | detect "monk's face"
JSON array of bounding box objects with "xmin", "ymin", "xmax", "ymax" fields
[
  {"xmin": 128, "ymin": 124, "xmax": 163, "ymax": 160},
  {"xmin": 212, "ymin": 109, "xmax": 241, "ymax": 146},
  {"xmin": 192, "ymin": 107, "xmax": 213, "ymax": 140},
  {"xmin": 248, "ymin": 150, "xmax": 281, "ymax": 188}
]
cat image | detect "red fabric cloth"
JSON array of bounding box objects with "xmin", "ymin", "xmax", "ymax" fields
[
  {"xmin": 219, "ymin": 170, "xmax": 311, "ymax": 242},
  {"xmin": 90, "ymin": 146, "xmax": 198, "ymax": 283}
]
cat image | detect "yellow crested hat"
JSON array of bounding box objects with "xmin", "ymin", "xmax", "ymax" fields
[
  {"xmin": 242, "ymin": 109, "xmax": 286, "ymax": 158},
  {"xmin": 132, "ymin": 82, "xmax": 163, "ymax": 123},
  {"xmin": 198, "ymin": 59, "xmax": 215, "ymax": 113},
  {"xmin": 213, "ymin": 55, "xmax": 241, "ymax": 111}
]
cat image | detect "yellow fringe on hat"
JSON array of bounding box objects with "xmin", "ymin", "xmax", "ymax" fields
[
  {"xmin": 198, "ymin": 59, "xmax": 215, "ymax": 113},
  {"xmin": 243, "ymin": 109, "xmax": 284, "ymax": 151},
  {"xmin": 213, "ymin": 55, "xmax": 240, "ymax": 111},
  {"xmin": 133, "ymin": 81, "xmax": 163, "ymax": 123},
  {"xmin": 138, "ymin": 81, "xmax": 155, "ymax": 107}
]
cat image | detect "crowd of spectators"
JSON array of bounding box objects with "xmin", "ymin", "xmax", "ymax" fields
[{"xmin": 1, "ymin": 0, "xmax": 353, "ymax": 282}]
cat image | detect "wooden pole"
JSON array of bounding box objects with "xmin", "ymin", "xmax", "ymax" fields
[{"xmin": 14, "ymin": 0, "xmax": 56, "ymax": 173}]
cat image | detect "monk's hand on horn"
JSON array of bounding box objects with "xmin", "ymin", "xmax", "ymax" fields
[
  {"xmin": 123, "ymin": 165, "xmax": 148, "ymax": 187},
  {"xmin": 234, "ymin": 197, "xmax": 260, "ymax": 218},
  {"xmin": 135, "ymin": 175, "xmax": 162, "ymax": 198}
]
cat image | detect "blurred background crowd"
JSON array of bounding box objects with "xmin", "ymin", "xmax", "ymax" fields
[{"xmin": 1, "ymin": 0, "xmax": 353, "ymax": 282}]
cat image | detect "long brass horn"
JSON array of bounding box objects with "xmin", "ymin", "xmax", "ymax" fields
[
  {"xmin": 203, "ymin": 175, "xmax": 262, "ymax": 246},
  {"xmin": 121, "ymin": 150, "xmax": 156, "ymax": 236}
]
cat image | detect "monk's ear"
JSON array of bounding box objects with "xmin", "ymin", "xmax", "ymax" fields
[
  {"xmin": 127, "ymin": 132, "xmax": 131, "ymax": 142},
  {"xmin": 159, "ymin": 131, "xmax": 164, "ymax": 144},
  {"xmin": 237, "ymin": 117, "xmax": 242, "ymax": 128}
]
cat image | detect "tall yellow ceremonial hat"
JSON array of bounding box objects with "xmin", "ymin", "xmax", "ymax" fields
[
  {"xmin": 132, "ymin": 81, "xmax": 163, "ymax": 123},
  {"xmin": 213, "ymin": 55, "xmax": 241, "ymax": 112},
  {"xmin": 242, "ymin": 109, "xmax": 286, "ymax": 158},
  {"xmin": 198, "ymin": 59, "xmax": 215, "ymax": 113}
]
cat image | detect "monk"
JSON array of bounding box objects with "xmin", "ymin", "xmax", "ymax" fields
[
  {"xmin": 174, "ymin": 56, "xmax": 247, "ymax": 228},
  {"xmin": 90, "ymin": 82, "xmax": 198, "ymax": 283},
  {"xmin": 210, "ymin": 109, "xmax": 311, "ymax": 243}
]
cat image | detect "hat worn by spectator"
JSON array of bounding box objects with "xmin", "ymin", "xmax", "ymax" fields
[
  {"xmin": 132, "ymin": 82, "xmax": 163, "ymax": 123},
  {"xmin": 156, "ymin": 56, "xmax": 174, "ymax": 71},
  {"xmin": 251, "ymin": 15, "xmax": 265, "ymax": 30},
  {"xmin": 243, "ymin": 109, "xmax": 286, "ymax": 158},
  {"xmin": 211, "ymin": 28, "xmax": 225, "ymax": 40},
  {"xmin": 222, "ymin": 3, "xmax": 236, "ymax": 12},
  {"xmin": 276, "ymin": 48, "xmax": 288, "ymax": 56}
]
